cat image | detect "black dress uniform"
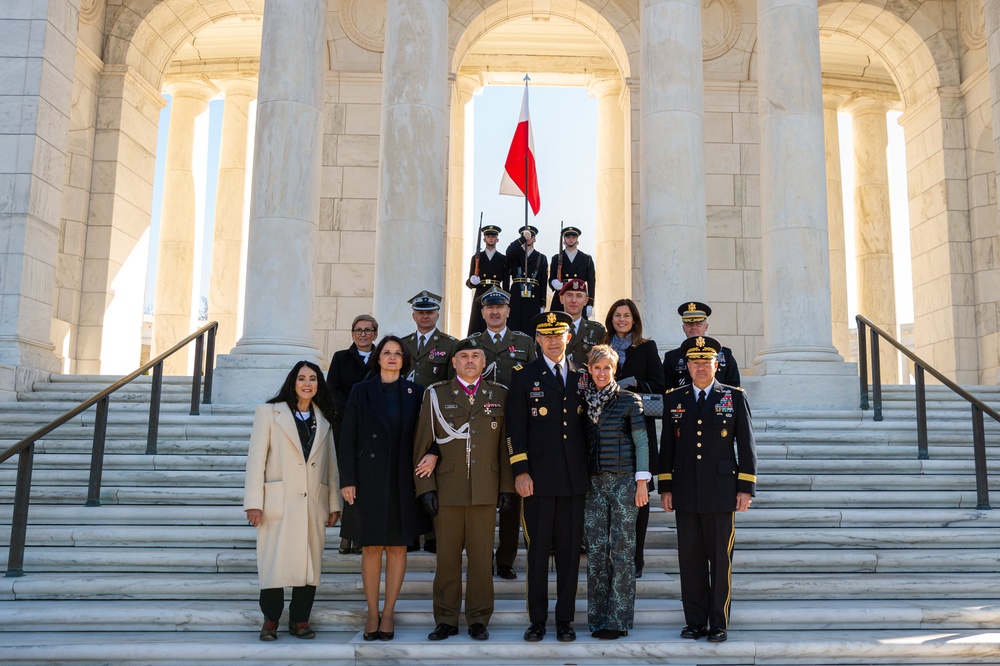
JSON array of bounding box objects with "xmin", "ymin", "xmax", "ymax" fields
[
  {"xmin": 548, "ymin": 231, "xmax": 596, "ymax": 313},
  {"xmin": 466, "ymin": 242, "xmax": 509, "ymax": 335},
  {"xmin": 507, "ymin": 313, "xmax": 589, "ymax": 634},
  {"xmin": 505, "ymin": 233, "xmax": 548, "ymax": 335},
  {"xmin": 663, "ymin": 301, "xmax": 741, "ymax": 390},
  {"xmin": 658, "ymin": 337, "xmax": 756, "ymax": 637}
]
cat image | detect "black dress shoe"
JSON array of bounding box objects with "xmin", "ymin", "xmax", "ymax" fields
[
  {"xmin": 707, "ymin": 627, "xmax": 727, "ymax": 643},
  {"xmin": 495, "ymin": 565, "xmax": 516, "ymax": 580},
  {"xmin": 468, "ymin": 623, "xmax": 489, "ymax": 640},
  {"xmin": 592, "ymin": 628, "xmax": 624, "ymax": 640},
  {"xmin": 338, "ymin": 538, "xmax": 352, "ymax": 554},
  {"xmin": 556, "ymin": 622, "xmax": 576, "ymax": 642},
  {"xmin": 427, "ymin": 623, "xmax": 458, "ymax": 641},
  {"xmin": 635, "ymin": 567, "xmax": 643, "ymax": 578},
  {"xmin": 680, "ymin": 624, "xmax": 707, "ymax": 639},
  {"xmin": 423, "ymin": 538, "xmax": 437, "ymax": 553},
  {"xmin": 523, "ymin": 622, "xmax": 546, "ymax": 641}
]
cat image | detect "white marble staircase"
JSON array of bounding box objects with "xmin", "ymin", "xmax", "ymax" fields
[{"xmin": 0, "ymin": 375, "xmax": 998, "ymax": 664}]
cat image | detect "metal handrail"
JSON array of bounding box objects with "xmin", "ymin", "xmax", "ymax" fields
[
  {"xmin": 856, "ymin": 314, "xmax": 996, "ymax": 510},
  {"xmin": 0, "ymin": 321, "xmax": 218, "ymax": 576}
]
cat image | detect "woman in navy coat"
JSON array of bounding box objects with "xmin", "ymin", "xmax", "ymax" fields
[
  {"xmin": 339, "ymin": 335, "xmax": 430, "ymax": 641},
  {"xmin": 603, "ymin": 299, "xmax": 666, "ymax": 577}
]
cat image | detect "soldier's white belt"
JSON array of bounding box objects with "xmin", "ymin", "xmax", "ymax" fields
[{"xmin": 428, "ymin": 387, "xmax": 473, "ymax": 479}]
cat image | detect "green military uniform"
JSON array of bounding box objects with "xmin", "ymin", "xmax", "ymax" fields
[
  {"xmin": 403, "ymin": 328, "xmax": 457, "ymax": 388},
  {"xmin": 566, "ymin": 317, "xmax": 606, "ymax": 367},
  {"xmin": 414, "ymin": 374, "xmax": 514, "ymax": 629},
  {"xmin": 470, "ymin": 328, "xmax": 535, "ymax": 388}
]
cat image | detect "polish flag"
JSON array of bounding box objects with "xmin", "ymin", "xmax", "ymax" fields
[{"xmin": 499, "ymin": 83, "xmax": 541, "ymax": 215}]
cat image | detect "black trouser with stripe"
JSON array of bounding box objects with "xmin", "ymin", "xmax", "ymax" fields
[
  {"xmin": 495, "ymin": 494, "xmax": 522, "ymax": 569},
  {"xmin": 521, "ymin": 493, "xmax": 585, "ymax": 624},
  {"xmin": 674, "ymin": 511, "xmax": 735, "ymax": 630}
]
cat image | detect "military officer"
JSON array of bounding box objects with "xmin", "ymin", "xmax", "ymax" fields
[
  {"xmin": 662, "ymin": 302, "xmax": 741, "ymax": 390},
  {"xmin": 505, "ymin": 226, "xmax": 549, "ymax": 335},
  {"xmin": 507, "ymin": 311, "xmax": 590, "ymax": 642},
  {"xmin": 548, "ymin": 226, "xmax": 596, "ymax": 316},
  {"xmin": 467, "ymin": 286, "xmax": 534, "ymax": 580},
  {"xmin": 466, "ymin": 224, "xmax": 509, "ymax": 335},
  {"xmin": 658, "ymin": 336, "xmax": 756, "ymax": 644},
  {"xmin": 413, "ymin": 337, "xmax": 517, "ymax": 642},
  {"xmin": 559, "ymin": 279, "xmax": 605, "ymax": 367},
  {"xmin": 402, "ymin": 291, "xmax": 458, "ymax": 390}
]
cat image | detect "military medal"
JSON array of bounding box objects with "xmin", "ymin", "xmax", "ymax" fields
[
  {"xmin": 539, "ymin": 407, "xmax": 548, "ymax": 416},
  {"xmin": 721, "ymin": 429, "xmax": 728, "ymax": 437},
  {"xmin": 491, "ymin": 421, "xmax": 498, "ymax": 430}
]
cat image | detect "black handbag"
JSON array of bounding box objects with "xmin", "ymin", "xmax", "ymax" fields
[{"xmin": 638, "ymin": 393, "xmax": 664, "ymax": 418}]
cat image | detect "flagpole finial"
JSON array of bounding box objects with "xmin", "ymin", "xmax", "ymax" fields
[{"xmin": 524, "ymin": 73, "xmax": 530, "ymax": 84}]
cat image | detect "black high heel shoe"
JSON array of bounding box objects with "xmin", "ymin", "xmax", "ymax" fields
[
  {"xmin": 363, "ymin": 614, "xmax": 381, "ymax": 641},
  {"xmin": 378, "ymin": 615, "xmax": 394, "ymax": 641}
]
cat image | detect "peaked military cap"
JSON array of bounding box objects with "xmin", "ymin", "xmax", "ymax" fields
[
  {"xmin": 558, "ymin": 278, "xmax": 589, "ymax": 296},
  {"xmin": 561, "ymin": 226, "xmax": 582, "ymax": 237},
  {"xmin": 678, "ymin": 301, "xmax": 712, "ymax": 323},
  {"xmin": 681, "ymin": 335, "xmax": 721, "ymax": 360},
  {"xmin": 408, "ymin": 290, "xmax": 443, "ymax": 311},
  {"xmin": 531, "ymin": 310, "xmax": 572, "ymax": 336},
  {"xmin": 522, "ymin": 225, "xmax": 539, "ymax": 237},
  {"xmin": 478, "ymin": 285, "xmax": 511, "ymax": 306},
  {"xmin": 482, "ymin": 224, "xmax": 501, "ymax": 235}
]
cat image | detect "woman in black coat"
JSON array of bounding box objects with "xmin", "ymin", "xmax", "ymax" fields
[
  {"xmin": 339, "ymin": 336, "xmax": 430, "ymax": 641},
  {"xmin": 327, "ymin": 314, "xmax": 377, "ymax": 554},
  {"xmin": 603, "ymin": 298, "xmax": 666, "ymax": 577}
]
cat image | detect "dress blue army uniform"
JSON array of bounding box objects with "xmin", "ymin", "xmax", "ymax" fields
[
  {"xmin": 658, "ymin": 336, "xmax": 756, "ymax": 638},
  {"xmin": 506, "ymin": 312, "xmax": 590, "ymax": 637},
  {"xmin": 662, "ymin": 302, "xmax": 741, "ymax": 390}
]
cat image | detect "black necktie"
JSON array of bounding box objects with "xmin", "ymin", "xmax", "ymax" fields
[
  {"xmin": 554, "ymin": 363, "xmax": 563, "ymax": 386},
  {"xmin": 697, "ymin": 389, "xmax": 706, "ymax": 412},
  {"xmin": 417, "ymin": 334, "xmax": 426, "ymax": 356},
  {"xmin": 493, "ymin": 333, "xmax": 501, "ymax": 346}
]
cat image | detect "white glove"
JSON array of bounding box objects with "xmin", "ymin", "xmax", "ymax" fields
[
  {"xmin": 522, "ymin": 229, "xmax": 532, "ymax": 241},
  {"xmin": 470, "ymin": 275, "xmax": 481, "ymax": 285},
  {"xmin": 586, "ymin": 305, "xmax": 594, "ymax": 318},
  {"xmin": 551, "ymin": 279, "xmax": 564, "ymax": 291}
]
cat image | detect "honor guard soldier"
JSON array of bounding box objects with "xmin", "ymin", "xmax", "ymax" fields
[
  {"xmin": 662, "ymin": 302, "xmax": 741, "ymax": 390},
  {"xmin": 413, "ymin": 337, "xmax": 517, "ymax": 642},
  {"xmin": 466, "ymin": 224, "xmax": 509, "ymax": 335},
  {"xmin": 402, "ymin": 291, "xmax": 458, "ymax": 390},
  {"xmin": 558, "ymin": 279, "xmax": 606, "ymax": 367},
  {"xmin": 548, "ymin": 226, "xmax": 596, "ymax": 317},
  {"xmin": 467, "ymin": 286, "xmax": 535, "ymax": 580},
  {"xmin": 505, "ymin": 226, "xmax": 548, "ymax": 335},
  {"xmin": 507, "ymin": 311, "xmax": 590, "ymax": 643},
  {"xmin": 658, "ymin": 336, "xmax": 756, "ymax": 644}
]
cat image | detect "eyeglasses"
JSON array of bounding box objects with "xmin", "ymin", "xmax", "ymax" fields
[{"xmin": 352, "ymin": 328, "xmax": 376, "ymax": 335}]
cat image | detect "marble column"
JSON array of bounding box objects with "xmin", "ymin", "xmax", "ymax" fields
[
  {"xmin": 152, "ymin": 80, "xmax": 214, "ymax": 375},
  {"xmin": 749, "ymin": 0, "xmax": 856, "ymax": 409},
  {"xmin": 986, "ymin": 0, "xmax": 1000, "ymax": 208},
  {"xmin": 373, "ymin": 0, "xmax": 449, "ymax": 332},
  {"xmin": 845, "ymin": 96, "xmax": 898, "ymax": 383},
  {"xmin": 591, "ymin": 75, "xmax": 630, "ymax": 316},
  {"xmin": 213, "ymin": 0, "xmax": 326, "ymax": 403},
  {"xmin": 445, "ymin": 73, "xmax": 479, "ymax": 334},
  {"xmin": 208, "ymin": 78, "xmax": 257, "ymax": 356},
  {"xmin": 640, "ymin": 0, "xmax": 707, "ymax": 348},
  {"xmin": 823, "ymin": 93, "xmax": 851, "ymax": 360}
]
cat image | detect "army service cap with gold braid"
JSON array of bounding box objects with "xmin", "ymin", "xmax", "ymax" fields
[
  {"xmin": 408, "ymin": 290, "xmax": 443, "ymax": 311},
  {"xmin": 531, "ymin": 311, "xmax": 572, "ymax": 336},
  {"xmin": 478, "ymin": 285, "xmax": 511, "ymax": 306},
  {"xmin": 681, "ymin": 335, "xmax": 721, "ymax": 360},
  {"xmin": 678, "ymin": 301, "xmax": 712, "ymax": 322},
  {"xmin": 558, "ymin": 278, "xmax": 588, "ymax": 297}
]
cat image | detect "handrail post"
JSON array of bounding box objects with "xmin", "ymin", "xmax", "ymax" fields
[
  {"xmin": 86, "ymin": 396, "xmax": 109, "ymax": 507},
  {"xmin": 857, "ymin": 319, "xmax": 869, "ymax": 410},
  {"xmin": 203, "ymin": 325, "xmax": 216, "ymax": 405},
  {"xmin": 915, "ymin": 365, "xmax": 928, "ymax": 460},
  {"xmin": 146, "ymin": 362, "xmax": 163, "ymax": 455},
  {"xmin": 190, "ymin": 333, "xmax": 204, "ymax": 416},
  {"xmin": 870, "ymin": 328, "xmax": 883, "ymax": 422},
  {"xmin": 971, "ymin": 405, "xmax": 991, "ymax": 510},
  {"xmin": 6, "ymin": 444, "xmax": 34, "ymax": 577}
]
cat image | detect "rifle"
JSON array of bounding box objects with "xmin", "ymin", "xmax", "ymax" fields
[
  {"xmin": 472, "ymin": 212, "xmax": 483, "ymax": 278},
  {"xmin": 557, "ymin": 219, "xmax": 564, "ymax": 282}
]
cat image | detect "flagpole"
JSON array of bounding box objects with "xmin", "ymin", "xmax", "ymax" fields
[{"xmin": 523, "ymin": 74, "xmax": 530, "ymax": 298}]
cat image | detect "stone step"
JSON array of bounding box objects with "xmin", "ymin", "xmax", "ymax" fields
[
  {"xmin": 0, "ymin": 627, "xmax": 997, "ymax": 666},
  {"xmin": 0, "ymin": 546, "xmax": 996, "ymax": 575},
  {"xmin": 0, "ymin": 571, "xmax": 998, "ymax": 601}
]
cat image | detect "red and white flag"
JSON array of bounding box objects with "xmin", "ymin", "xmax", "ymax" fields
[{"xmin": 499, "ymin": 83, "xmax": 541, "ymax": 215}]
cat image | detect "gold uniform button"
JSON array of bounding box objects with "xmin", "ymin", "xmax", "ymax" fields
[
  {"xmin": 696, "ymin": 455, "xmax": 702, "ymax": 460},
  {"xmin": 697, "ymin": 419, "xmax": 702, "ymax": 425},
  {"xmin": 697, "ymin": 443, "xmax": 702, "ymax": 448},
  {"xmin": 697, "ymin": 431, "xmax": 702, "ymax": 436}
]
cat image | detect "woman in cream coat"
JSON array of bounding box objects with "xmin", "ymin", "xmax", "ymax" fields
[{"xmin": 244, "ymin": 360, "xmax": 342, "ymax": 641}]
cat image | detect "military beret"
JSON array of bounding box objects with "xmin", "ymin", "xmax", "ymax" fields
[
  {"xmin": 559, "ymin": 278, "xmax": 588, "ymax": 296},
  {"xmin": 452, "ymin": 336, "xmax": 485, "ymax": 353},
  {"xmin": 678, "ymin": 301, "xmax": 712, "ymax": 322}
]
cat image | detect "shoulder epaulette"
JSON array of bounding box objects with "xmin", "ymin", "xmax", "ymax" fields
[
  {"xmin": 664, "ymin": 386, "xmax": 680, "ymax": 395},
  {"xmin": 428, "ymin": 379, "xmax": 450, "ymax": 390},
  {"xmin": 469, "ymin": 331, "xmax": 483, "ymax": 339},
  {"xmin": 484, "ymin": 379, "xmax": 509, "ymax": 390},
  {"xmin": 511, "ymin": 330, "xmax": 531, "ymax": 338},
  {"xmin": 735, "ymin": 386, "xmax": 745, "ymax": 392}
]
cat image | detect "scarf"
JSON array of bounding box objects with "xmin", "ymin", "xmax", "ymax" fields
[
  {"xmin": 610, "ymin": 332, "xmax": 633, "ymax": 368},
  {"xmin": 585, "ymin": 377, "xmax": 620, "ymax": 424}
]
